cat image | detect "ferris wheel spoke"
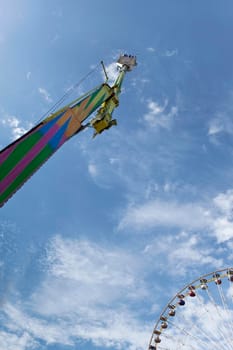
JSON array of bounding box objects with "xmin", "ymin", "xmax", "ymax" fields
[
  {"xmin": 227, "ymin": 278, "xmax": 233, "ymax": 306},
  {"xmin": 165, "ymin": 318, "xmax": 216, "ymax": 350},
  {"xmin": 194, "ymin": 289, "xmax": 232, "ymax": 350},
  {"xmin": 194, "ymin": 290, "xmax": 233, "ymax": 350},
  {"xmin": 171, "ymin": 302, "xmax": 224, "ymax": 350},
  {"xmin": 161, "ymin": 329, "xmax": 203, "ymax": 350},
  {"xmin": 148, "ymin": 268, "xmax": 233, "ymax": 350},
  {"xmin": 216, "ymin": 282, "xmax": 233, "ymax": 339},
  {"xmin": 205, "ymin": 287, "xmax": 233, "ymax": 349}
]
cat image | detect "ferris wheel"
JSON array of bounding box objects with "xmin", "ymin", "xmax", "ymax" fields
[{"xmin": 148, "ymin": 268, "xmax": 233, "ymax": 350}]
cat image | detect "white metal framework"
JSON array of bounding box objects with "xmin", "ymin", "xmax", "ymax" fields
[{"xmin": 148, "ymin": 268, "xmax": 233, "ymax": 350}]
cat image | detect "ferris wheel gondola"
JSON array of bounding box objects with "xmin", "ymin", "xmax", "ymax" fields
[{"xmin": 148, "ymin": 268, "xmax": 233, "ymax": 350}]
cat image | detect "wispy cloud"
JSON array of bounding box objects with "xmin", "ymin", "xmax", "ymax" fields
[
  {"xmin": 212, "ymin": 189, "xmax": 233, "ymax": 242},
  {"xmin": 208, "ymin": 118, "xmax": 224, "ymax": 135},
  {"xmin": 0, "ymin": 327, "xmax": 37, "ymax": 350},
  {"xmin": 214, "ymin": 190, "xmax": 233, "ymax": 216},
  {"xmin": 88, "ymin": 163, "xmax": 98, "ymax": 178},
  {"xmin": 0, "ymin": 222, "xmax": 231, "ymax": 350},
  {"xmin": 0, "ymin": 115, "xmax": 30, "ymax": 140},
  {"xmin": 8, "ymin": 235, "xmax": 151, "ymax": 350},
  {"xmin": 3, "ymin": 300, "xmax": 151, "ymax": 350},
  {"xmin": 144, "ymin": 231, "xmax": 223, "ymax": 276},
  {"xmin": 164, "ymin": 49, "xmax": 178, "ymax": 57},
  {"xmin": 146, "ymin": 47, "xmax": 178, "ymax": 57},
  {"xmin": 143, "ymin": 99, "xmax": 178, "ymax": 129},
  {"xmin": 119, "ymin": 187, "xmax": 233, "ymax": 244},
  {"xmin": 118, "ymin": 199, "xmax": 210, "ymax": 231},
  {"xmin": 3, "ymin": 302, "xmax": 72, "ymax": 345},
  {"xmin": 147, "ymin": 47, "xmax": 155, "ymax": 52},
  {"xmin": 38, "ymin": 87, "xmax": 53, "ymax": 103},
  {"xmin": 39, "ymin": 236, "xmax": 147, "ymax": 308},
  {"xmin": 104, "ymin": 62, "xmax": 119, "ymax": 85},
  {"xmin": 208, "ymin": 111, "xmax": 233, "ymax": 138}
]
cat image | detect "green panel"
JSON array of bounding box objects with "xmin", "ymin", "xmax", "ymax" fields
[
  {"xmin": 84, "ymin": 86, "xmax": 104, "ymax": 110},
  {"xmin": 0, "ymin": 131, "xmax": 42, "ymax": 181},
  {"xmin": 87, "ymin": 93, "xmax": 107, "ymax": 117},
  {"xmin": 0, "ymin": 144, "xmax": 54, "ymax": 205}
]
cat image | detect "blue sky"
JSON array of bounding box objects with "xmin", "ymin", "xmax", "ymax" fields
[{"xmin": 1, "ymin": 0, "xmax": 233, "ymax": 349}]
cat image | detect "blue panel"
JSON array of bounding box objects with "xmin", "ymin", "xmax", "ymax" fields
[
  {"xmin": 48, "ymin": 118, "xmax": 71, "ymax": 150},
  {"xmin": 39, "ymin": 111, "xmax": 66, "ymax": 135}
]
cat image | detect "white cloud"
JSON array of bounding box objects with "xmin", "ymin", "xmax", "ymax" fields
[
  {"xmin": 149, "ymin": 100, "xmax": 167, "ymax": 115},
  {"xmin": 4, "ymin": 302, "xmax": 73, "ymax": 346},
  {"xmin": 213, "ymin": 217, "xmax": 233, "ymax": 243},
  {"xmin": 147, "ymin": 47, "xmax": 155, "ymax": 52},
  {"xmin": 88, "ymin": 163, "xmax": 98, "ymax": 177},
  {"xmin": 0, "ymin": 329, "xmax": 37, "ymax": 350},
  {"xmin": 214, "ymin": 190, "xmax": 233, "ymax": 215},
  {"xmin": 0, "ymin": 227, "xmax": 231, "ymax": 350},
  {"xmin": 163, "ymin": 182, "xmax": 177, "ymax": 193},
  {"xmin": 104, "ymin": 62, "xmax": 119, "ymax": 85},
  {"xmin": 143, "ymin": 99, "xmax": 178, "ymax": 129},
  {"xmin": 39, "ymin": 236, "xmax": 147, "ymax": 308},
  {"xmin": 164, "ymin": 49, "xmax": 178, "ymax": 57},
  {"xmin": 208, "ymin": 114, "xmax": 233, "ymax": 137},
  {"xmin": 118, "ymin": 187, "xmax": 233, "ymax": 244},
  {"xmin": 212, "ymin": 189, "xmax": 233, "ymax": 242},
  {"xmin": 144, "ymin": 231, "xmax": 223, "ymax": 276},
  {"xmin": 11, "ymin": 235, "xmax": 151, "ymax": 350},
  {"xmin": 0, "ymin": 115, "xmax": 29, "ymax": 140},
  {"xmin": 208, "ymin": 118, "xmax": 223, "ymax": 135},
  {"xmin": 118, "ymin": 199, "xmax": 210, "ymax": 231},
  {"xmin": 38, "ymin": 87, "xmax": 53, "ymax": 103},
  {"xmin": 45, "ymin": 236, "xmax": 136, "ymax": 288}
]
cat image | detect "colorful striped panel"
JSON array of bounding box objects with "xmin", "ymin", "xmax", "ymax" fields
[{"xmin": 0, "ymin": 83, "xmax": 112, "ymax": 207}]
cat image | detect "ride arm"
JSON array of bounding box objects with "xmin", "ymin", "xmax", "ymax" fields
[
  {"xmin": 90, "ymin": 54, "xmax": 137, "ymax": 137},
  {"xmin": 0, "ymin": 54, "xmax": 136, "ymax": 207},
  {"xmin": 0, "ymin": 83, "xmax": 114, "ymax": 208}
]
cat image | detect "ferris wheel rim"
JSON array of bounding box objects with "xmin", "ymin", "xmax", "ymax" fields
[{"xmin": 148, "ymin": 267, "xmax": 233, "ymax": 350}]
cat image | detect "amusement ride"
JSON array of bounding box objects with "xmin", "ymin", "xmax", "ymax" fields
[
  {"xmin": 0, "ymin": 54, "xmax": 137, "ymax": 207},
  {"xmin": 148, "ymin": 268, "xmax": 233, "ymax": 350}
]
